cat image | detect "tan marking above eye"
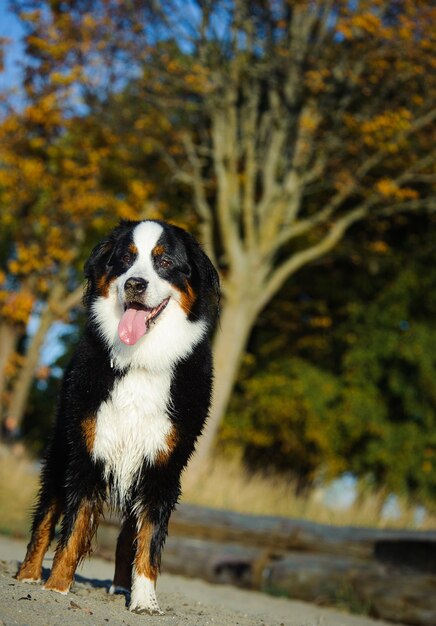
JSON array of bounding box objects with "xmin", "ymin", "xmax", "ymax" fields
[{"xmin": 152, "ymin": 244, "xmax": 166, "ymax": 257}]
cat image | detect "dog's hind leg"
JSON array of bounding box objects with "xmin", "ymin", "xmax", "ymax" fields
[
  {"xmin": 43, "ymin": 498, "xmax": 101, "ymax": 594},
  {"xmin": 109, "ymin": 516, "xmax": 135, "ymax": 595},
  {"xmin": 16, "ymin": 496, "xmax": 61, "ymax": 583},
  {"xmin": 17, "ymin": 440, "xmax": 64, "ymax": 584}
]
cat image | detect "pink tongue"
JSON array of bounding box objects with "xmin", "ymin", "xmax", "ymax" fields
[{"xmin": 118, "ymin": 308, "xmax": 148, "ymax": 345}]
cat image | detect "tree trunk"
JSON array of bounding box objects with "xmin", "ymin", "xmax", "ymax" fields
[
  {"xmin": 187, "ymin": 293, "xmax": 257, "ymax": 480},
  {"xmin": 0, "ymin": 322, "xmax": 22, "ymax": 427},
  {"xmin": 6, "ymin": 306, "xmax": 56, "ymax": 433},
  {"xmin": 4, "ymin": 280, "xmax": 83, "ymax": 434}
]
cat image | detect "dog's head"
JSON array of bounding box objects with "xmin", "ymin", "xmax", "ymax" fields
[{"xmin": 84, "ymin": 220, "xmax": 219, "ymax": 365}]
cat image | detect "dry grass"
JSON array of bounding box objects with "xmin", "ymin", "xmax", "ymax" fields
[
  {"xmin": 0, "ymin": 446, "xmax": 434, "ymax": 537},
  {"xmin": 0, "ymin": 445, "xmax": 39, "ymax": 537},
  {"xmin": 181, "ymin": 456, "xmax": 436, "ymax": 530}
]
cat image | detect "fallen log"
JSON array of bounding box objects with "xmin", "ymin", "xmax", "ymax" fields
[
  {"xmin": 163, "ymin": 537, "xmax": 436, "ymax": 626},
  {"xmin": 102, "ymin": 503, "xmax": 436, "ymax": 567},
  {"xmin": 264, "ymin": 552, "xmax": 436, "ymax": 626},
  {"xmin": 168, "ymin": 504, "xmax": 436, "ymax": 567}
]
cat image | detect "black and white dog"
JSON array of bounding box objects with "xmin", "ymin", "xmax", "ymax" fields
[{"xmin": 16, "ymin": 219, "xmax": 220, "ymax": 615}]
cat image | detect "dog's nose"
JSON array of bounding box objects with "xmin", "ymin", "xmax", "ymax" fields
[{"xmin": 124, "ymin": 277, "xmax": 148, "ymax": 295}]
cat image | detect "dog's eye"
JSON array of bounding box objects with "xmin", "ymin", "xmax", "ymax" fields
[
  {"xmin": 122, "ymin": 253, "xmax": 132, "ymax": 265},
  {"xmin": 158, "ymin": 257, "xmax": 173, "ymax": 269}
]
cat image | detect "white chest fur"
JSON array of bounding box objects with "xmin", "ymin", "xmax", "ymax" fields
[{"xmin": 92, "ymin": 369, "xmax": 172, "ymax": 506}]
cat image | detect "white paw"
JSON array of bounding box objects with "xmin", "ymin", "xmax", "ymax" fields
[
  {"xmin": 129, "ymin": 573, "xmax": 163, "ymax": 615},
  {"xmin": 42, "ymin": 584, "xmax": 69, "ymax": 595},
  {"xmin": 129, "ymin": 603, "xmax": 164, "ymax": 616},
  {"xmin": 18, "ymin": 577, "xmax": 41, "ymax": 584}
]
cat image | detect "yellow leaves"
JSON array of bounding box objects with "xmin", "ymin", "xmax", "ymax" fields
[
  {"xmin": 305, "ymin": 69, "xmax": 330, "ymax": 95},
  {"xmin": 368, "ymin": 241, "xmax": 389, "ymax": 254},
  {"xmin": 361, "ymin": 109, "xmax": 412, "ymax": 138},
  {"xmin": 376, "ymin": 179, "xmax": 419, "ymax": 201},
  {"xmin": 24, "ymin": 96, "xmax": 63, "ymax": 127},
  {"xmin": 3, "ymin": 351, "xmax": 26, "ymax": 379},
  {"xmin": 129, "ymin": 179, "xmax": 154, "ymax": 204},
  {"xmin": 351, "ymin": 13, "xmax": 382, "ymax": 35},
  {"xmin": 299, "ymin": 108, "xmax": 320, "ymax": 132},
  {"xmin": 309, "ymin": 317, "xmax": 332, "ymax": 329},
  {"xmin": 344, "ymin": 109, "xmax": 414, "ymax": 155},
  {"xmin": 0, "ymin": 289, "xmax": 35, "ymax": 326},
  {"xmin": 9, "ymin": 243, "xmax": 45, "ymax": 276},
  {"xmin": 337, "ymin": 10, "xmax": 393, "ymax": 41}
]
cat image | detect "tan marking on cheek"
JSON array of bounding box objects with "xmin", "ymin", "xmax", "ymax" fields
[
  {"xmin": 135, "ymin": 518, "xmax": 158, "ymax": 581},
  {"xmin": 155, "ymin": 427, "xmax": 179, "ymax": 465},
  {"xmin": 16, "ymin": 501, "xmax": 60, "ymax": 582},
  {"xmin": 81, "ymin": 416, "xmax": 96, "ymax": 455},
  {"xmin": 96, "ymin": 273, "xmax": 114, "ymax": 298},
  {"xmin": 178, "ymin": 280, "xmax": 197, "ymax": 316},
  {"xmin": 43, "ymin": 501, "xmax": 101, "ymax": 593}
]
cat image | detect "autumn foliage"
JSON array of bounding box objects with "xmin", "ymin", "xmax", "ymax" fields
[{"xmin": 0, "ymin": 0, "xmax": 435, "ymax": 505}]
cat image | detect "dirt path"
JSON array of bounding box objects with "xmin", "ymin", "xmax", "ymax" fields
[{"xmin": 0, "ymin": 535, "xmax": 401, "ymax": 626}]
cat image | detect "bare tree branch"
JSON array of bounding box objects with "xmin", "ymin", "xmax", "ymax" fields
[
  {"xmin": 258, "ymin": 206, "xmax": 368, "ymax": 313},
  {"xmin": 181, "ymin": 133, "xmax": 216, "ymax": 263}
]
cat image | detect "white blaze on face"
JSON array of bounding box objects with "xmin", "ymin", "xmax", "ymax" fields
[{"xmin": 117, "ymin": 222, "xmax": 169, "ymax": 346}]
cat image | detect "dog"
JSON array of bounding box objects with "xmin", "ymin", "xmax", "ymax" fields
[{"xmin": 16, "ymin": 219, "xmax": 220, "ymax": 615}]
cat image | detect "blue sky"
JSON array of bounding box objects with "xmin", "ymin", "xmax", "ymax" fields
[{"xmin": 0, "ymin": 3, "xmax": 25, "ymax": 93}]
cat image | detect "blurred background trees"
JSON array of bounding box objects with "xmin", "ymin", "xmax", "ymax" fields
[{"xmin": 0, "ymin": 0, "xmax": 435, "ymax": 510}]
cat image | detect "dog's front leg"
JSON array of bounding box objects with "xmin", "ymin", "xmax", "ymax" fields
[{"xmin": 129, "ymin": 514, "xmax": 164, "ymax": 615}]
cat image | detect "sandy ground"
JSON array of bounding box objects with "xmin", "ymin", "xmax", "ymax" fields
[{"xmin": 0, "ymin": 535, "xmax": 402, "ymax": 626}]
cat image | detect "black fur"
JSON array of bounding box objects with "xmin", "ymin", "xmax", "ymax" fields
[{"xmin": 17, "ymin": 220, "xmax": 220, "ymax": 612}]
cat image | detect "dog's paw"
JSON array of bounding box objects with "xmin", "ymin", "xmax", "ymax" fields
[
  {"xmin": 15, "ymin": 576, "xmax": 41, "ymax": 584},
  {"xmin": 42, "ymin": 579, "xmax": 70, "ymax": 595},
  {"xmin": 129, "ymin": 574, "xmax": 163, "ymax": 615},
  {"xmin": 15, "ymin": 563, "xmax": 42, "ymax": 583},
  {"xmin": 129, "ymin": 602, "xmax": 164, "ymax": 616}
]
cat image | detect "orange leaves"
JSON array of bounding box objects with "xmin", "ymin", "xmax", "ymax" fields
[
  {"xmin": 367, "ymin": 240, "xmax": 389, "ymax": 255},
  {"xmin": 361, "ymin": 109, "xmax": 412, "ymax": 138},
  {"xmin": 0, "ymin": 289, "xmax": 35, "ymax": 326},
  {"xmin": 337, "ymin": 12, "xmax": 385, "ymax": 41},
  {"xmin": 344, "ymin": 109, "xmax": 414, "ymax": 155},
  {"xmin": 375, "ymin": 179, "xmax": 419, "ymax": 201},
  {"xmin": 305, "ymin": 69, "xmax": 331, "ymax": 95}
]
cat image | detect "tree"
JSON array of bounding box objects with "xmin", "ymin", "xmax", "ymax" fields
[
  {"xmin": 3, "ymin": 1, "xmax": 436, "ymax": 469},
  {"xmin": 132, "ymin": 0, "xmax": 436, "ymax": 470},
  {"xmin": 222, "ymin": 356, "xmax": 342, "ymax": 495},
  {"xmin": 221, "ymin": 215, "xmax": 436, "ymax": 505},
  {"xmin": 0, "ymin": 1, "xmax": 161, "ymax": 431}
]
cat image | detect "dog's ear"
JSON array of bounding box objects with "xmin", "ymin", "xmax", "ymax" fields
[
  {"xmin": 201, "ymin": 248, "xmax": 220, "ymax": 326},
  {"xmin": 84, "ymin": 238, "xmax": 114, "ymax": 280},
  {"xmin": 186, "ymin": 235, "xmax": 220, "ymax": 327},
  {"xmin": 83, "ymin": 220, "xmax": 137, "ymax": 307}
]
